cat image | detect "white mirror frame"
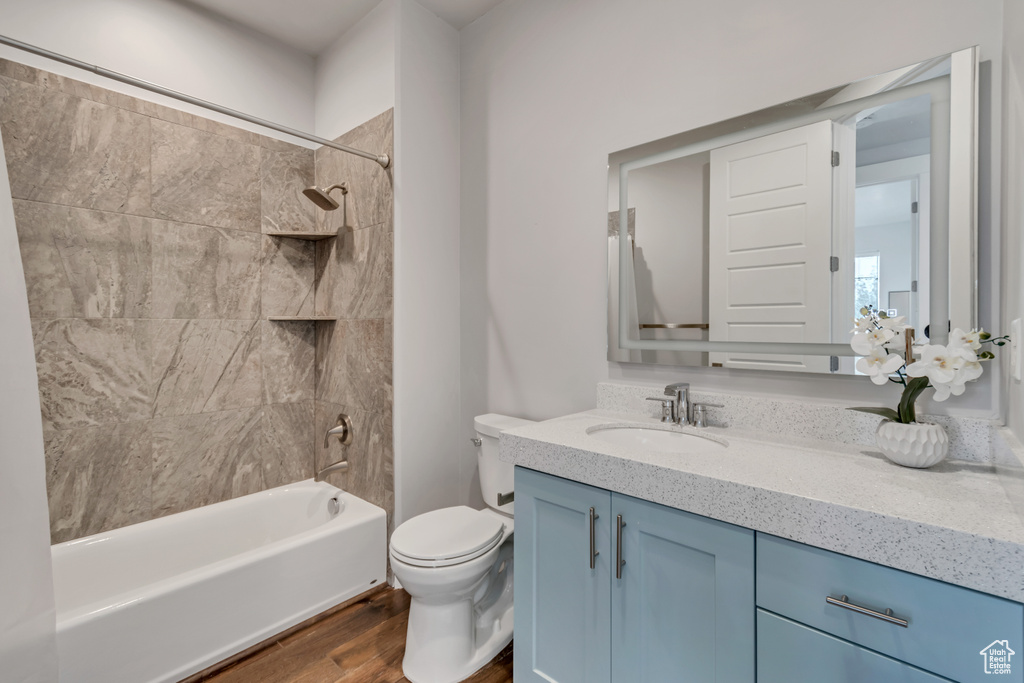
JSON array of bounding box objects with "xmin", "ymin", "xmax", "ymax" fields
[{"xmin": 614, "ymin": 46, "xmax": 978, "ymax": 361}]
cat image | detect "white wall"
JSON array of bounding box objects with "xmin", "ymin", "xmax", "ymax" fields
[
  {"xmin": 1003, "ymin": 0, "xmax": 1024, "ymax": 437},
  {"xmin": 393, "ymin": 0, "xmax": 464, "ymax": 523},
  {"xmin": 0, "ymin": 0, "xmax": 315, "ymax": 135},
  {"xmin": 315, "ymin": 0, "xmax": 396, "ymax": 140},
  {"xmin": 0, "ymin": 127, "xmax": 58, "ymax": 683},
  {"xmin": 461, "ymin": 0, "xmax": 1004, "ymax": 426}
]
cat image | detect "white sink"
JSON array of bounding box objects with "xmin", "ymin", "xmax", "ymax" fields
[{"xmin": 586, "ymin": 425, "xmax": 726, "ymax": 453}]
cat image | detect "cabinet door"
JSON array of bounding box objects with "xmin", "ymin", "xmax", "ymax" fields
[
  {"xmin": 611, "ymin": 493, "xmax": 754, "ymax": 683},
  {"xmin": 514, "ymin": 467, "xmax": 611, "ymax": 683}
]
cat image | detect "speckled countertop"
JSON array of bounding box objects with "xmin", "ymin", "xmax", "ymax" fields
[{"xmin": 500, "ymin": 408, "xmax": 1024, "ymax": 602}]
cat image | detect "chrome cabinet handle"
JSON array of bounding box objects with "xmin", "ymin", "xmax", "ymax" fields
[
  {"xmin": 589, "ymin": 507, "xmax": 599, "ymax": 569},
  {"xmin": 615, "ymin": 515, "xmax": 626, "ymax": 579},
  {"xmin": 825, "ymin": 595, "xmax": 908, "ymax": 628}
]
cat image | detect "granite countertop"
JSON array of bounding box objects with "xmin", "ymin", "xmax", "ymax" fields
[{"xmin": 500, "ymin": 409, "xmax": 1024, "ymax": 602}]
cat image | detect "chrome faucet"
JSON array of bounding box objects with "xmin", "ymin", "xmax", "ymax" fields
[
  {"xmin": 664, "ymin": 382, "xmax": 691, "ymax": 426},
  {"xmin": 316, "ymin": 413, "xmax": 353, "ymax": 482}
]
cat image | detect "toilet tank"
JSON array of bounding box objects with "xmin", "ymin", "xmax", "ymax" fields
[{"xmin": 474, "ymin": 414, "xmax": 535, "ymax": 515}]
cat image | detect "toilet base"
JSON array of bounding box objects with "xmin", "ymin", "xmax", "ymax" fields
[
  {"xmin": 399, "ymin": 540, "xmax": 514, "ymax": 683},
  {"xmin": 401, "ymin": 598, "xmax": 513, "ymax": 683}
]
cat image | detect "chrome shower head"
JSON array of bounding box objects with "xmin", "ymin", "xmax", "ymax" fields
[{"xmin": 303, "ymin": 182, "xmax": 348, "ymax": 211}]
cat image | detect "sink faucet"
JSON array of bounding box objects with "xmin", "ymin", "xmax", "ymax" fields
[{"xmin": 664, "ymin": 383, "xmax": 691, "ymax": 426}]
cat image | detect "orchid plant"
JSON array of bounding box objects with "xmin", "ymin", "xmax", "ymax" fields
[{"xmin": 849, "ymin": 307, "xmax": 1009, "ymax": 424}]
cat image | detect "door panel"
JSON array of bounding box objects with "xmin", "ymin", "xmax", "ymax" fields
[
  {"xmin": 709, "ymin": 119, "xmax": 834, "ymax": 372},
  {"xmin": 611, "ymin": 493, "xmax": 754, "ymax": 682},
  {"xmin": 514, "ymin": 467, "xmax": 611, "ymax": 683}
]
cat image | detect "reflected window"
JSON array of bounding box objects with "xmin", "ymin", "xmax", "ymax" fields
[{"xmin": 855, "ymin": 253, "xmax": 880, "ymax": 313}]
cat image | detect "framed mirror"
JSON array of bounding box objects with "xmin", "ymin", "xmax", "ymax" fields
[{"xmin": 608, "ymin": 47, "xmax": 978, "ymax": 373}]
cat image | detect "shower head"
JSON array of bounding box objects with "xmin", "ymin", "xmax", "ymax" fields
[{"xmin": 303, "ymin": 182, "xmax": 348, "ymax": 211}]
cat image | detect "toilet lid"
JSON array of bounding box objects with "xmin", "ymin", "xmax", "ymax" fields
[{"xmin": 390, "ymin": 506, "xmax": 505, "ymax": 567}]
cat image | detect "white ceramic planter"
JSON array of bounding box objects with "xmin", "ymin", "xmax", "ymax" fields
[{"xmin": 875, "ymin": 419, "xmax": 949, "ymax": 468}]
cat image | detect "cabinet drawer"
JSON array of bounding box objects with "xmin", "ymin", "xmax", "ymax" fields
[
  {"xmin": 757, "ymin": 534, "xmax": 1023, "ymax": 683},
  {"xmin": 757, "ymin": 610, "xmax": 953, "ymax": 682}
]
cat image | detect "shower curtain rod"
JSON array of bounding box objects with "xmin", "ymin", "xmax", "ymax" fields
[{"xmin": 0, "ymin": 34, "xmax": 391, "ymax": 169}]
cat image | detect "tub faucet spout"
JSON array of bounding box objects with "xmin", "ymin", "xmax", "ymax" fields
[{"xmin": 315, "ymin": 460, "xmax": 350, "ymax": 482}]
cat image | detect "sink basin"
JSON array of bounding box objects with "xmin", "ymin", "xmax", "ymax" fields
[{"xmin": 587, "ymin": 425, "xmax": 726, "ymax": 453}]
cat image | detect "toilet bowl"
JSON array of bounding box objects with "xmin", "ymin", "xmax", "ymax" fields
[{"xmin": 389, "ymin": 414, "xmax": 533, "ymax": 683}]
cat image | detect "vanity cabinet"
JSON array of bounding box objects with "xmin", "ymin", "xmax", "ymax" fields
[
  {"xmin": 757, "ymin": 534, "xmax": 1024, "ymax": 683},
  {"xmin": 513, "ymin": 466, "xmax": 755, "ymax": 683}
]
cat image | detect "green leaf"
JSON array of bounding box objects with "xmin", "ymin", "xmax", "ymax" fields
[
  {"xmin": 898, "ymin": 376, "xmax": 931, "ymax": 424},
  {"xmin": 847, "ymin": 406, "xmax": 901, "ymax": 421}
]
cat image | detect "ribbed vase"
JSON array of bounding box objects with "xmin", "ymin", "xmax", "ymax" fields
[{"xmin": 875, "ymin": 420, "xmax": 949, "ymax": 468}]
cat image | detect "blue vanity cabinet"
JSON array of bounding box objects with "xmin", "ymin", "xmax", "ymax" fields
[
  {"xmin": 514, "ymin": 466, "xmax": 612, "ymax": 683},
  {"xmin": 756, "ymin": 534, "xmax": 1024, "ymax": 683},
  {"xmin": 611, "ymin": 494, "xmax": 755, "ymax": 682},
  {"xmin": 514, "ymin": 467, "xmax": 755, "ymax": 683}
]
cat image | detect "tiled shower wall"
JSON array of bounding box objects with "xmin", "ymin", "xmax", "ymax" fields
[
  {"xmin": 313, "ymin": 110, "xmax": 395, "ymax": 534},
  {"xmin": 0, "ymin": 59, "xmax": 394, "ymax": 543}
]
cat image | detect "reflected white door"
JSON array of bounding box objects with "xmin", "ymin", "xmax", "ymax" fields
[{"xmin": 708, "ymin": 120, "xmax": 834, "ymax": 372}]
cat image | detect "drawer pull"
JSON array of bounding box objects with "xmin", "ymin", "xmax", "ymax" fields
[{"xmin": 826, "ymin": 595, "xmax": 908, "ymax": 628}]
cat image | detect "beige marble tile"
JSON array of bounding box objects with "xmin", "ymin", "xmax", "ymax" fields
[
  {"xmin": 14, "ymin": 201, "xmax": 152, "ymax": 319},
  {"xmin": 151, "ymin": 407, "xmax": 264, "ymax": 517},
  {"xmin": 151, "ymin": 220, "xmax": 261, "ymax": 319},
  {"xmin": 0, "ymin": 76, "xmax": 151, "ymax": 213},
  {"xmin": 262, "ymin": 235, "xmax": 315, "ymax": 318},
  {"xmin": 33, "ymin": 319, "xmax": 152, "ymax": 431},
  {"xmin": 314, "ymin": 109, "xmax": 393, "ymax": 234},
  {"xmin": 150, "ymin": 119, "xmax": 261, "ymax": 231},
  {"xmin": 315, "ymin": 401, "xmax": 393, "ymax": 526},
  {"xmin": 263, "ymin": 401, "xmax": 315, "ymax": 488},
  {"xmin": 314, "ymin": 221, "xmax": 392, "ymax": 320},
  {"xmin": 45, "ymin": 420, "xmax": 152, "ymax": 544},
  {"xmin": 261, "ymin": 145, "xmax": 316, "ymax": 233},
  {"xmin": 261, "ymin": 320, "xmax": 315, "ymax": 404},
  {"xmin": 152, "ymin": 319, "xmax": 262, "ymax": 417},
  {"xmin": 315, "ymin": 319, "xmax": 393, "ymax": 413}
]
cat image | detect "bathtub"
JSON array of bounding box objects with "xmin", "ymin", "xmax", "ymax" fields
[{"xmin": 51, "ymin": 480, "xmax": 387, "ymax": 683}]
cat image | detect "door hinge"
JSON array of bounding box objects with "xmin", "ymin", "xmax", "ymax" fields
[
  {"xmin": 911, "ymin": 280, "xmax": 918, "ymax": 292},
  {"xmin": 911, "ymin": 201, "xmax": 919, "ymax": 214},
  {"xmin": 830, "ymin": 356, "xmax": 840, "ymax": 372},
  {"xmin": 831, "ymin": 151, "xmax": 840, "ymax": 167},
  {"xmin": 830, "ymin": 256, "xmax": 840, "ymax": 272}
]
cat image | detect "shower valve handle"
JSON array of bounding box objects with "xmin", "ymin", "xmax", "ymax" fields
[{"xmin": 324, "ymin": 414, "xmax": 354, "ymax": 449}]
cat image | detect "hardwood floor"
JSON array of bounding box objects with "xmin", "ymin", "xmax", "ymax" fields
[{"xmin": 195, "ymin": 588, "xmax": 514, "ymax": 683}]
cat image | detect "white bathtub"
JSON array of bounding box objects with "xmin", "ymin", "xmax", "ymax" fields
[{"xmin": 51, "ymin": 480, "xmax": 387, "ymax": 683}]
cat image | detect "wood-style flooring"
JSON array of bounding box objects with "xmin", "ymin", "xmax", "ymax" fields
[{"xmin": 195, "ymin": 588, "xmax": 513, "ymax": 683}]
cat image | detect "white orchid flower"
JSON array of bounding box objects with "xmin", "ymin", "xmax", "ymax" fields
[
  {"xmin": 879, "ymin": 316, "xmax": 907, "ymax": 330},
  {"xmin": 850, "ymin": 316, "xmax": 875, "ymax": 334},
  {"xmin": 856, "ymin": 348, "xmax": 905, "ymax": 385},
  {"xmin": 851, "ymin": 327, "xmax": 895, "ymax": 355},
  {"xmin": 906, "ymin": 344, "xmax": 958, "ymax": 385},
  {"xmin": 949, "ymin": 327, "xmax": 983, "ymax": 352}
]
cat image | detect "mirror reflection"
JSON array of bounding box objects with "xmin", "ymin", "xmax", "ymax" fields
[{"xmin": 608, "ymin": 50, "xmax": 977, "ymax": 373}]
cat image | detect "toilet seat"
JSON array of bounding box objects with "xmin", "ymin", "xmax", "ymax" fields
[{"xmin": 390, "ymin": 506, "xmax": 506, "ymax": 568}]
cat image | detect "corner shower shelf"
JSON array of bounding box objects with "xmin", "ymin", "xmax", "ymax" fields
[
  {"xmin": 265, "ymin": 231, "xmax": 339, "ymax": 241},
  {"xmin": 267, "ymin": 316, "xmax": 338, "ymax": 322}
]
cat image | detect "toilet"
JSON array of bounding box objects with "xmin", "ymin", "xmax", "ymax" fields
[{"xmin": 389, "ymin": 413, "xmax": 533, "ymax": 683}]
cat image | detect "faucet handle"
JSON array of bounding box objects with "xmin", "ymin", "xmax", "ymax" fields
[
  {"xmin": 324, "ymin": 413, "xmax": 354, "ymax": 449},
  {"xmin": 646, "ymin": 396, "xmax": 677, "ymax": 423},
  {"xmin": 691, "ymin": 403, "xmax": 723, "ymax": 428}
]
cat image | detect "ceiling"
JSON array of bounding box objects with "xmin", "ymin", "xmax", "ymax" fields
[{"xmin": 185, "ymin": 0, "xmax": 503, "ymax": 55}]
